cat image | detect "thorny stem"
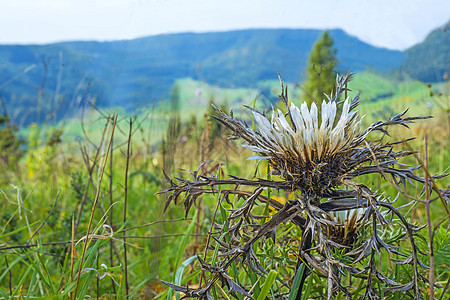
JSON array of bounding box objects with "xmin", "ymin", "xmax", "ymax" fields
[{"xmin": 295, "ymin": 226, "xmax": 312, "ymax": 300}]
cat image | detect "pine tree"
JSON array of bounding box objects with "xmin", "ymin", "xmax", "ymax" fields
[{"xmin": 303, "ymin": 30, "xmax": 338, "ymax": 104}]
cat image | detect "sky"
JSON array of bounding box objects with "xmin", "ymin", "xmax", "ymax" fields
[{"xmin": 0, "ymin": 0, "xmax": 449, "ymax": 50}]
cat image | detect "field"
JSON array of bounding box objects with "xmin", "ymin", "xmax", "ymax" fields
[{"xmin": 0, "ymin": 72, "xmax": 449, "ymax": 299}]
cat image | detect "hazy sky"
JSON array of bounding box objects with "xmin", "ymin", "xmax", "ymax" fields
[{"xmin": 1, "ymin": 0, "xmax": 449, "ymax": 50}]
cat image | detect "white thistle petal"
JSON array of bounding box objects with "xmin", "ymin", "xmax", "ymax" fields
[
  {"xmin": 290, "ymin": 103, "xmax": 305, "ymax": 132},
  {"xmin": 310, "ymin": 102, "xmax": 318, "ymax": 130},
  {"xmin": 330, "ymin": 101, "xmax": 337, "ymax": 127},
  {"xmin": 239, "ymin": 145, "xmax": 266, "ymax": 153},
  {"xmin": 320, "ymin": 100, "xmax": 329, "ymax": 132},
  {"xmin": 276, "ymin": 109, "xmax": 295, "ymax": 134},
  {"xmin": 254, "ymin": 112, "xmax": 276, "ymax": 143},
  {"xmin": 247, "ymin": 155, "xmax": 272, "ymax": 160},
  {"xmin": 253, "ymin": 111, "xmax": 271, "ymax": 133},
  {"xmin": 300, "ymin": 102, "xmax": 313, "ymax": 130}
]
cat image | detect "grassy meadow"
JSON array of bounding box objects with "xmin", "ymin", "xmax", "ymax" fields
[{"xmin": 0, "ymin": 72, "xmax": 449, "ymax": 299}]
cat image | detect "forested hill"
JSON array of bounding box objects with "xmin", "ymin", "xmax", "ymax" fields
[
  {"xmin": 1, "ymin": 28, "xmax": 404, "ymax": 123},
  {"xmin": 401, "ymin": 21, "xmax": 450, "ymax": 82}
]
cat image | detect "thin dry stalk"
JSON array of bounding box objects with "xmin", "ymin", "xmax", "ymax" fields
[
  {"xmin": 76, "ymin": 118, "xmax": 124, "ymax": 269},
  {"xmin": 73, "ymin": 114, "xmax": 117, "ymax": 299},
  {"xmin": 123, "ymin": 118, "xmax": 133, "ymax": 296},
  {"xmin": 70, "ymin": 215, "xmax": 75, "ymax": 298},
  {"xmin": 108, "ymin": 115, "xmax": 116, "ymax": 295},
  {"xmin": 96, "ymin": 247, "xmax": 100, "ymax": 300},
  {"xmin": 80, "ymin": 82, "xmax": 99, "ymax": 148},
  {"xmin": 404, "ymin": 140, "xmax": 450, "ymax": 217},
  {"xmin": 424, "ymin": 135, "xmax": 435, "ymax": 299},
  {"xmin": 27, "ymin": 190, "xmax": 60, "ymax": 244},
  {"xmin": 439, "ymin": 278, "xmax": 450, "ymax": 300},
  {"xmin": 74, "ymin": 121, "xmax": 109, "ymax": 234},
  {"xmin": 0, "ymin": 233, "xmax": 203, "ymax": 252},
  {"xmin": 118, "ymin": 218, "xmax": 191, "ymax": 233},
  {"xmin": 199, "ymin": 187, "xmax": 224, "ymax": 287}
]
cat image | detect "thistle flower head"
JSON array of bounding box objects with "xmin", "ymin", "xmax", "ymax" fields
[{"xmin": 241, "ymin": 98, "xmax": 362, "ymax": 194}]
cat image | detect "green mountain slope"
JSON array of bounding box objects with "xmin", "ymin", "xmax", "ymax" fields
[
  {"xmin": 401, "ymin": 20, "xmax": 450, "ymax": 82},
  {"xmin": 0, "ymin": 29, "xmax": 404, "ymax": 125}
]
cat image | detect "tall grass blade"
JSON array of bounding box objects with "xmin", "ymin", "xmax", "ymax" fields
[
  {"xmin": 302, "ymin": 272, "xmax": 313, "ymax": 300},
  {"xmin": 168, "ymin": 212, "xmax": 197, "ymax": 300},
  {"xmin": 0, "ymin": 289, "xmax": 8, "ymax": 298},
  {"xmin": 174, "ymin": 211, "xmax": 197, "ymax": 271},
  {"xmin": 256, "ymin": 270, "xmax": 277, "ymax": 300},
  {"xmin": 175, "ymin": 255, "xmax": 197, "ymax": 286},
  {"xmin": 9, "ymin": 263, "xmax": 33, "ymax": 299},
  {"xmin": 288, "ymin": 264, "xmax": 305, "ymax": 300}
]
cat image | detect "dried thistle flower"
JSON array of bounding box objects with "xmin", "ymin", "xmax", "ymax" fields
[
  {"xmin": 232, "ymin": 94, "xmax": 360, "ymax": 196},
  {"xmin": 324, "ymin": 208, "xmax": 369, "ymax": 248},
  {"xmin": 160, "ymin": 73, "xmax": 449, "ymax": 300}
]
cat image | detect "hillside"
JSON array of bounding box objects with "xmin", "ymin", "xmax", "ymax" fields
[
  {"xmin": 401, "ymin": 20, "xmax": 450, "ymax": 82},
  {"xmin": 0, "ymin": 29, "xmax": 404, "ymax": 125}
]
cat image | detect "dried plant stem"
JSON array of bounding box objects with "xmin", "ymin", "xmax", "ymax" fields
[
  {"xmin": 73, "ymin": 114, "xmax": 117, "ymax": 299},
  {"xmin": 69, "ymin": 215, "xmax": 75, "ymax": 299},
  {"xmin": 199, "ymin": 193, "xmax": 223, "ymax": 287},
  {"xmin": 27, "ymin": 190, "xmax": 60, "ymax": 244},
  {"xmin": 0, "ymin": 233, "xmax": 208, "ymax": 252},
  {"xmin": 96, "ymin": 248, "xmax": 100, "ymax": 300},
  {"xmin": 296, "ymin": 228, "xmax": 312, "ymax": 300},
  {"xmin": 118, "ymin": 218, "xmax": 191, "ymax": 233},
  {"xmin": 439, "ymin": 278, "xmax": 450, "ymax": 300},
  {"xmin": 108, "ymin": 115, "xmax": 116, "ymax": 295},
  {"xmin": 424, "ymin": 135, "xmax": 435, "ymax": 299},
  {"xmin": 123, "ymin": 118, "xmax": 133, "ymax": 297},
  {"xmin": 76, "ymin": 119, "xmax": 123, "ymax": 269},
  {"xmin": 74, "ymin": 121, "xmax": 109, "ymax": 234},
  {"xmin": 404, "ymin": 141, "xmax": 450, "ymax": 217}
]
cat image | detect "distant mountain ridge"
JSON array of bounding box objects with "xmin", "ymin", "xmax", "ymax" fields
[
  {"xmin": 0, "ymin": 28, "xmax": 405, "ymax": 124},
  {"xmin": 401, "ymin": 21, "xmax": 450, "ymax": 82}
]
